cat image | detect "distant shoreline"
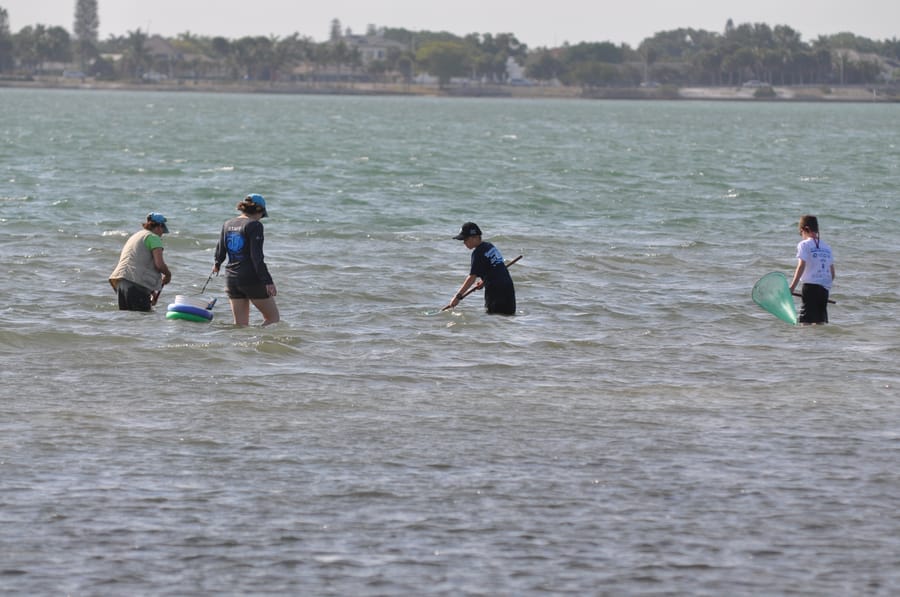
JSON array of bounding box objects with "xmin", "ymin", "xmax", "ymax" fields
[{"xmin": 2, "ymin": 76, "xmax": 897, "ymax": 102}]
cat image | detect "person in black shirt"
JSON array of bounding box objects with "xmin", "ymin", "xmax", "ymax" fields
[
  {"xmin": 213, "ymin": 194, "xmax": 280, "ymax": 326},
  {"xmin": 445, "ymin": 222, "xmax": 516, "ymax": 315}
]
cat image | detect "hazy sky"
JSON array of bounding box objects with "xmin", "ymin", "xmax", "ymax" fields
[{"xmin": 3, "ymin": 0, "xmax": 898, "ymax": 48}]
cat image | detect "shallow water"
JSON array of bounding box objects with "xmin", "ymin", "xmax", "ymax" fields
[{"xmin": 2, "ymin": 88, "xmax": 899, "ymax": 595}]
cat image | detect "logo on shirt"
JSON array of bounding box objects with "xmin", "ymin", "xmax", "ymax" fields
[
  {"xmin": 486, "ymin": 246, "xmax": 504, "ymax": 266},
  {"xmin": 226, "ymin": 231, "xmax": 245, "ymax": 258}
]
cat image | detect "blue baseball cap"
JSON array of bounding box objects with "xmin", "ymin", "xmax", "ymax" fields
[
  {"xmin": 147, "ymin": 212, "xmax": 169, "ymax": 233},
  {"xmin": 247, "ymin": 193, "xmax": 268, "ymax": 218}
]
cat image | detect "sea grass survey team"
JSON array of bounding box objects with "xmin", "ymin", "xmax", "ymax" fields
[
  {"xmin": 109, "ymin": 195, "xmax": 834, "ymax": 325},
  {"xmin": 109, "ymin": 195, "xmax": 518, "ymax": 324},
  {"xmin": 109, "ymin": 194, "xmax": 279, "ymax": 326}
]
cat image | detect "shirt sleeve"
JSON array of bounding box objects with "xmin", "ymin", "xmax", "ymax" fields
[
  {"xmin": 214, "ymin": 225, "xmax": 226, "ymax": 265},
  {"xmin": 247, "ymin": 221, "xmax": 274, "ymax": 285},
  {"xmin": 145, "ymin": 234, "xmax": 164, "ymax": 251}
]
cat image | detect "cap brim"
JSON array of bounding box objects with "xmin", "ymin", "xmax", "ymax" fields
[
  {"xmin": 161, "ymin": 224, "xmax": 170, "ymax": 233},
  {"xmin": 453, "ymin": 234, "xmax": 466, "ymax": 240}
]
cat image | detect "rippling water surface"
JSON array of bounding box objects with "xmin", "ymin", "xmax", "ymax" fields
[{"xmin": 2, "ymin": 88, "xmax": 899, "ymax": 595}]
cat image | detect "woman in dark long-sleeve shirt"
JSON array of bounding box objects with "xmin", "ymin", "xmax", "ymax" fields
[{"xmin": 213, "ymin": 194, "xmax": 280, "ymax": 326}]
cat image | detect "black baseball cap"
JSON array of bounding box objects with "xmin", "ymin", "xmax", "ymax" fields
[{"xmin": 453, "ymin": 222, "xmax": 482, "ymax": 240}]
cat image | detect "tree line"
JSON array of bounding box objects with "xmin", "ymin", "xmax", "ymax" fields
[{"xmin": 1, "ymin": 4, "xmax": 898, "ymax": 88}]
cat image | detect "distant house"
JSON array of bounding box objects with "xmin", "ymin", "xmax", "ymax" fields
[
  {"xmin": 142, "ymin": 35, "xmax": 181, "ymax": 78},
  {"xmin": 506, "ymin": 56, "xmax": 531, "ymax": 85},
  {"xmin": 338, "ymin": 32, "xmax": 407, "ymax": 65},
  {"xmin": 142, "ymin": 35, "xmax": 222, "ymax": 80},
  {"xmin": 144, "ymin": 36, "xmax": 182, "ymax": 62}
]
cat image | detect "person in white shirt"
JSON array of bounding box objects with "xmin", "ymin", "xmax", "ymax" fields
[{"xmin": 788, "ymin": 215, "xmax": 835, "ymax": 324}]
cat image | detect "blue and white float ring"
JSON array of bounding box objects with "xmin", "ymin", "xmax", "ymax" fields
[
  {"xmin": 166, "ymin": 311, "xmax": 212, "ymax": 323},
  {"xmin": 167, "ymin": 303, "xmax": 214, "ymax": 320}
]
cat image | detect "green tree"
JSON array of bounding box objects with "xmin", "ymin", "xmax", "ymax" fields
[
  {"xmin": 383, "ymin": 45, "xmax": 414, "ymax": 83},
  {"xmin": 90, "ymin": 54, "xmax": 115, "ymax": 79},
  {"xmin": 394, "ymin": 53, "xmax": 414, "ymax": 84},
  {"xmin": 306, "ymin": 42, "xmax": 328, "ymax": 81},
  {"xmin": 276, "ymin": 32, "xmax": 313, "ymax": 80},
  {"xmin": 524, "ymin": 48, "xmax": 563, "ymax": 82},
  {"xmin": 721, "ymin": 46, "xmax": 757, "ymax": 83},
  {"xmin": 268, "ymin": 33, "xmax": 308, "ymax": 82},
  {"xmin": 691, "ymin": 48, "xmax": 724, "ymax": 85},
  {"xmin": 823, "ymin": 32, "xmax": 880, "ymax": 53},
  {"xmin": 0, "ymin": 8, "xmax": 14, "ymax": 72},
  {"xmin": 45, "ymin": 25, "xmax": 72, "ymax": 63},
  {"xmin": 566, "ymin": 60, "xmax": 619, "ymax": 88},
  {"xmin": 233, "ymin": 36, "xmax": 272, "ymax": 80},
  {"xmin": 211, "ymin": 36, "xmax": 231, "ymax": 58},
  {"xmin": 367, "ymin": 58, "xmax": 387, "ymax": 84},
  {"xmin": 637, "ymin": 41, "xmax": 659, "ymax": 83},
  {"xmin": 416, "ymin": 40, "xmax": 471, "ymax": 87},
  {"xmin": 761, "ymin": 49, "xmax": 784, "ymax": 84},
  {"xmin": 563, "ymin": 41, "xmax": 624, "ymax": 64},
  {"xmin": 468, "ymin": 47, "xmax": 492, "ymax": 81},
  {"xmin": 172, "ymin": 31, "xmax": 208, "ymax": 56},
  {"xmin": 14, "ymin": 25, "xmax": 71, "ymax": 73},
  {"xmin": 464, "ymin": 32, "xmax": 527, "ymax": 82},
  {"xmin": 791, "ymin": 51, "xmax": 816, "ymax": 84},
  {"xmin": 883, "ymin": 38, "xmax": 900, "ymax": 61},
  {"xmin": 815, "ymin": 48, "xmax": 834, "ymax": 84},
  {"xmin": 73, "ymin": 0, "xmax": 99, "ymax": 70},
  {"xmin": 330, "ymin": 39, "xmax": 349, "ymax": 78},
  {"xmin": 123, "ymin": 28, "xmax": 148, "ymax": 78},
  {"xmin": 208, "ymin": 36, "xmax": 237, "ymax": 78},
  {"xmin": 329, "ymin": 18, "xmax": 342, "ymax": 43},
  {"xmin": 14, "ymin": 26, "xmax": 41, "ymax": 71}
]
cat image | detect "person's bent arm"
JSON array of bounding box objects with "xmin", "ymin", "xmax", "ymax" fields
[
  {"xmin": 445, "ymin": 274, "xmax": 478, "ymax": 309},
  {"xmin": 789, "ymin": 259, "xmax": 805, "ymax": 293},
  {"xmin": 152, "ymin": 247, "xmax": 172, "ymax": 286}
]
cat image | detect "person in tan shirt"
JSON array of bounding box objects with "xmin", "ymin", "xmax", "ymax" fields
[{"xmin": 109, "ymin": 213, "xmax": 172, "ymax": 311}]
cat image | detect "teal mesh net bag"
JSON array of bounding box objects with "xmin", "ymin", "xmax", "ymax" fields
[{"xmin": 752, "ymin": 272, "xmax": 798, "ymax": 325}]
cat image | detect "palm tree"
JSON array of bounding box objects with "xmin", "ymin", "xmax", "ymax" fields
[{"xmin": 124, "ymin": 28, "xmax": 148, "ymax": 78}]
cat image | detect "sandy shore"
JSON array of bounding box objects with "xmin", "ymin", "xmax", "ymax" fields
[
  {"xmin": 2, "ymin": 76, "xmax": 896, "ymax": 102},
  {"xmin": 677, "ymin": 85, "xmax": 891, "ymax": 102}
]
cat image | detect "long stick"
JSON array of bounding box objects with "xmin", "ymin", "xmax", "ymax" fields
[
  {"xmin": 792, "ymin": 291, "xmax": 836, "ymax": 305},
  {"xmin": 199, "ymin": 271, "xmax": 215, "ymax": 294},
  {"xmin": 442, "ymin": 255, "xmax": 522, "ymax": 311}
]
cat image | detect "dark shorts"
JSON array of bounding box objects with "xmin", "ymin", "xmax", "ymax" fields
[
  {"xmin": 116, "ymin": 279, "xmax": 153, "ymax": 312},
  {"xmin": 485, "ymin": 285, "xmax": 516, "ymax": 315},
  {"xmin": 226, "ymin": 280, "xmax": 270, "ymax": 300},
  {"xmin": 798, "ymin": 283, "xmax": 829, "ymax": 324}
]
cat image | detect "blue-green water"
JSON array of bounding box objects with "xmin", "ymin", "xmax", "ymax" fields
[{"xmin": 2, "ymin": 88, "xmax": 899, "ymax": 595}]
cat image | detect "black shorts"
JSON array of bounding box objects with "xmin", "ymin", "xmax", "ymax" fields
[
  {"xmin": 116, "ymin": 279, "xmax": 153, "ymax": 312},
  {"xmin": 225, "ymin": 281, "xmax": 270, "ymax": 300},
  {"xmin": 798, "ymin": 283, "xmax": 829, "ymax": 324},
  {"xmin": 485, "ymin": 286, "xmax": 516, "ymax": 315}
]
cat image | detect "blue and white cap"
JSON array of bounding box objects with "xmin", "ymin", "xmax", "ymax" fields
[
  {"xmin": 246, "ymin": 193, "xmax": 268, "ymax": 218},
  {"xmin": 147, "ymin": 212, "xmax": 169, "ymax": 233}
]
